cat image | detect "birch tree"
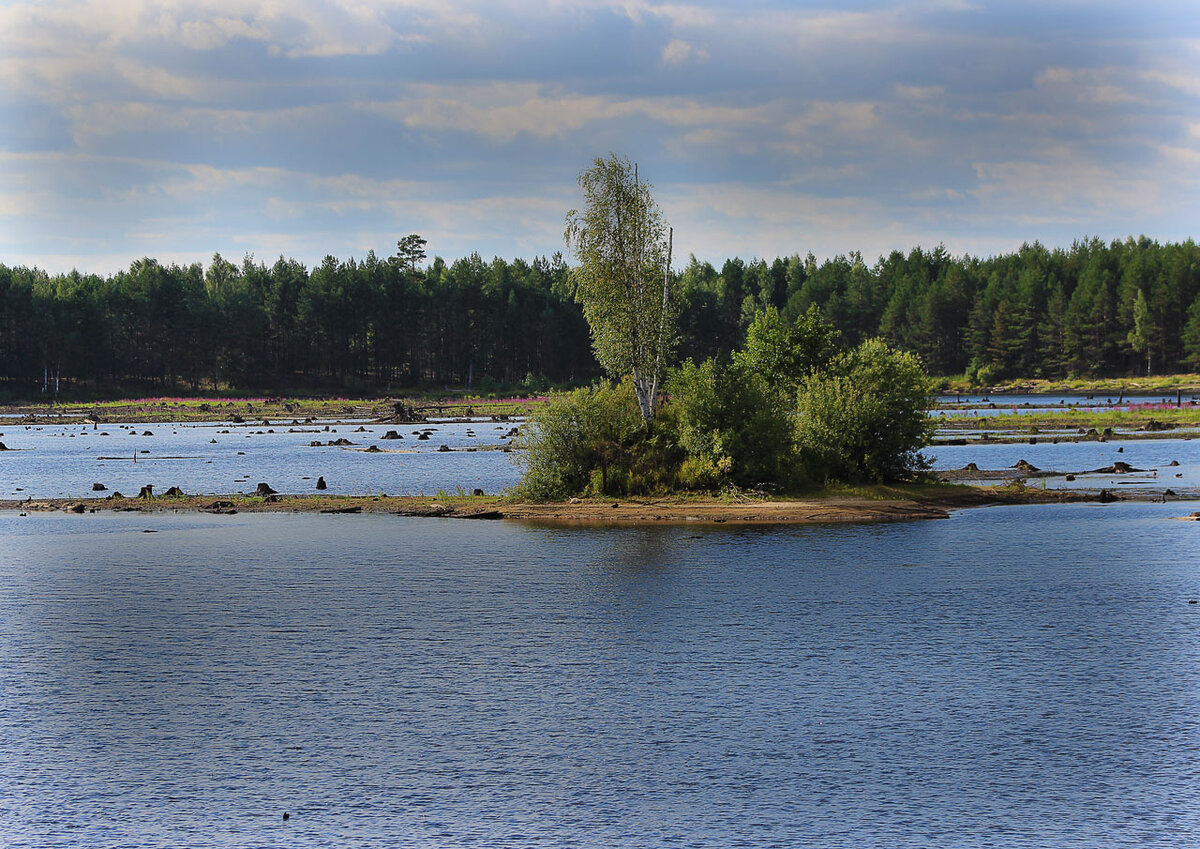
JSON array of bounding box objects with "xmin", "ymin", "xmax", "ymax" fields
[
  {"xmin": 1127, "ymin": 288, "xmax": 1153, "ymax": 375},
  {"xmin": 565, "ymin": 154, "xmax": 675, "ymax": 421}
]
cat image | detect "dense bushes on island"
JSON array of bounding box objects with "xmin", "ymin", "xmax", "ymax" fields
[
  {"xmin": 514, "ymin": 155, "xmax": 934, "ymax": 498},
  {"xmin": 515, "ymin": 307, "xmax": 933, "ymax": 498}
]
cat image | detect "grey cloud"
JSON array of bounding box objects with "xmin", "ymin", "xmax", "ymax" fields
[{"xmin": 2, "ymin": 0, "xmax": 1197, "ymax": 272}]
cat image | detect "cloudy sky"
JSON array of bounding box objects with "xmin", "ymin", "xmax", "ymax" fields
[{"xmin": 2, "ymin": 0, "xmax": 1198, "ymax": 274}]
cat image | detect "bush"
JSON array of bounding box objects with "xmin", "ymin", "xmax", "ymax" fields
[
  {"xmin": 511, "ymin": 379, "xmax": 648, "ymax": 499},
  {"xmin": 737, "ymin": 305, "xmax": 840, "ymax": 400},
  {"xmin": 668, "ymin": 357, "xmax": 798, "ymax": 490},
  {"xmin": 966, "ymin": 357, "xmax": 999, "ymax": 388},
  {"xmin": 520, "ymin": 372, "xmax": 550, "ymax": 395},
  {"xmin": 795, "ymin": 338, "xmax": 934, "ymax": 482}
]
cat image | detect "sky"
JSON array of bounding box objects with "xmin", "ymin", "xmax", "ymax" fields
[{"xmin": 2, "ymin": 0, "xmax": 1198, "ymax": 275}]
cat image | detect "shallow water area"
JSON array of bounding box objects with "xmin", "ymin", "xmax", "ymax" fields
[
  {"xmin": 936, "ymin": 393, "xmax": 1199, "ymax": 414},
  {"xmin": 928, "ymin": 436, "xmax": 1200, "ymax": 492},
  {"xmin": 1, "ymin": 501, "xmax": 1199, "ymax": 848},
  {"xmin": 0, "ymin": 418, "xmax": 519, "ymax": 498},
  {"xmin": 6, "ymin": 412, "xmax": 1200, "ymax": 498}
]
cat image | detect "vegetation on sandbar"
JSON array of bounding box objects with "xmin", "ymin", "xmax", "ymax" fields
[{"xmin": 514, "ymin": 155, "xmax": 934, "ymax": 500}]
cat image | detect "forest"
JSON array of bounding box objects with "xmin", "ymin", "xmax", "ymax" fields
[{"xmin": 4, "ymin": 235, "xmax": 1200, "ymax": 398}]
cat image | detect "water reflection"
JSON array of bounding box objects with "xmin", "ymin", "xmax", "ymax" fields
[{"xmin": 1, "ymin": 504, "xmax": 1199, "ymax": 846}]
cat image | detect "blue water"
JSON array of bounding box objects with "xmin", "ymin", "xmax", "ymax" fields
[
  {"xmin": 936, "ymin": 393, "xmax": 1198, "ymax": 410},
  {"xmin": 2, "ymin": 502, "xmax": 1199, "ymax": 847},
  {"xmin": 6, "ymin": 415, "xmax": 1200, "ymax": 499},
  {"xmin": 0, "ymin": 419, "xmax": 519, "ymax": 499},
  {"xmin": 929, "ymin": 436, "xmax": 1200, "ymax": 492}
]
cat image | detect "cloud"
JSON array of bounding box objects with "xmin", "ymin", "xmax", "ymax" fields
[
  {"xmin": 360, "ymin": 84, "xmax": 775, "ymax": 143},
  {"xmin": 1140, "ymin": 69, "xmax": 1200, "ymax": 99},
  {"xmin": 661, "ymin": 180, "xmax": 929, "ymax": 263},
  {"xmin": 660, "ymin": 38, "xmax": 708, "ymax": 66},
  {"xmin": 3, "ymin": 0, "xmax": 1198, "ymax": 273},
  {"xmin": 894, "ymin": 84, "xmax": 946, "ymax": 101},
  {"xmin": 361, "ymin": 84, "xmax": 624, "ymax": 142},
  {"xmin": 608, "ymin": 1, "xmax": 718, "ymax": 30},
  {"xmin": 969, "ymin": 150, "xmax": 1169, "ymax": 223},
  {"xmin": 783, "ymin": 101, "xmax": 880, "ymax": 137},
  {"xmin": 0, "ymin": 0, "xmax": 445, "ymax": 60},
  {"xmin": 1035, "ymin": 66, "xmax": 1145, "ymax": 105}
]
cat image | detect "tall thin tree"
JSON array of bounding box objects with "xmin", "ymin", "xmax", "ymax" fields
[{"xmin": 565, "ymin": 154, "xmax": 675, "ymax": 421}]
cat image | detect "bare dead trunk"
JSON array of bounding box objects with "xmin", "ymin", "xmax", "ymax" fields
[{"xmin": 646, "ymin": 226, "xmax": 674, "ymax": 416}]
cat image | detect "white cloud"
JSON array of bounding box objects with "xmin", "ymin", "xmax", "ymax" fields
[
  {"xmin": 3, "ymin": 0, "xmax": 1198, "ymax": 273},
  {"xmin": 661, "ymin": 180, "xmax": 932, "ymax": 263},
  {"xmin": 362, "ymin": 84, "xmax": 624, "ymax": 141},
  {"xmin": 660, "ymin": 38, "xmax": 708, "ymax": 66},
  {"xmin": 1035, "ymin": 66, "xmax": 1145, "ymax": 105},
  {"xmin": 361, "ymin": 84, "xmax": 776, "ymax": 142},
  {"xmin": 607, "ymin": 1, "xmax": 717, "ymax": 30},
  {"xmin": 63, "ymin": 100, "xmax": 330, "ymax": 147},
  {"xmin": 894, "ymin": 84, "xmax": 945, "ymax": 101},
  {"xmin": 1153, "ymin": 143, "xmax": 1200, "ymax": 175},
  {"xmin": 782, "ymin": 101, "xmax": 880, "ymax": 138},
  {"xmin": 0, "ymin": 0, "xmax": 455, "ymax": 70},
  {"xmin": 970, "ymin": 153, "xmax": 1166, "ymax": 219},
  {"xmin": 1140, "ymin": 69, "xmax": 1200, "ymax": 98}
]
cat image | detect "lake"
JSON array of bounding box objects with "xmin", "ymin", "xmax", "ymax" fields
[
  {"xmin": 932, "ymin": 436, "xmax": 1200, "ymax": 493},
  {"xmin": 936, "ymin": 393, "xmax": 1200, "ymax": 417},
  {"xmin": 2, "ymin": 502, "xmax": 1199, "ymax": 847},
  {"xmin": 4, "ymin": 416, "xmax": 1200, "ymax": 499},
  {"xmin": 0, "ymin": 418, "xmax": 521, "ymax": 499}
]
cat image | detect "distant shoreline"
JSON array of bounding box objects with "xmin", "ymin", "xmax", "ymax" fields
[
  {"xmin": 4, "ymin": 374, "xmax": 1200, "ymax": 424},
  {"xmin": 0, "ymin": 397, "xmax": 536, "ymax": 425},
  {"xmin": 0, "ymin": 486, "xmax": 1145, "ymax": 526}
]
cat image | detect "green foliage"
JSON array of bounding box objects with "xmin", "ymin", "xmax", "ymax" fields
[
  {"xmin": 516, "ymin": 314, "xmax": 933, "ymax": 496},
  {"xmin": 668, "ymin": 356, "xmax": 797, "ymax": 489},
  {"xmin": 0, "ymin": 246, "xmax": 596, "ymax": 397},
  {"xmin": 737, "ymin": 304, "xmax": 840, "ymax": 399},
  {"xmin": 512, "ymin": 379, "xmax": 649, "ymax": 499},
  {"xmin": 795, "ymin": 339, "xmax": 934, "ymax": 482},
  {"xmin": 1127, "ymin": 288, "xmax": 1153, "ymax": 375},
  {"xmin": 5, "ymin": 234, "xmax": 1200, "ymax": 401},
  {"xmin": 564, "ymin": 154, "xmax": 676, "ymax": 420},
  {"xmin": 1184, "ymin": 294, "xmax": 1200, "ymax": 371},
  {"xmin": 395, "ymin": 234, "xmax": 427, "ymax": 275},
  {"xmin": 965, "ymin": 357, "xmax": 999, "ymax": 387}
]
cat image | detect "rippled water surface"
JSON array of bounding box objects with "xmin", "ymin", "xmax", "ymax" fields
[
  {"xmin": 0, "ymin": 419, "xmax": 519, "ymax": 499},
  {"xmin": 929, "ymin": 436, "xmax": 1200, "ymax": 491},
  {"xmin": 7, "ymin": 414, "xmax": 1200, "ymax": 498},
  {"xmin": 2, "ymin": 503, "xmax": 1200, "ymax": 847},
  {"xmin": 936, "ymin": 392, "xmax": 1199, "ymax": 412}
]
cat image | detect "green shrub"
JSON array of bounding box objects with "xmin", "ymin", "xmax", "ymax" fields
[
  {"xmin": 795, "ymin": 338, "xmax": 934, "ymax": 482},
  {"xmin": 667, "ymin": 357, "xmax": 798, "ymax": 490},
  {"xmin": 737, "ymin": 304, "xmax": 840, "ymax": 400},
  {"xmin": 511, "ymin": 379, "xmax": 644, "ymax": 499},
  {"xmin": 966, "ymin": 357, "xmax": 999, "ymax": 387}
]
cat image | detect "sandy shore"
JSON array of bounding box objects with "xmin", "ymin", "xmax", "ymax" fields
[{"xmin": 0, "ymin": 486, "xmax": 1106, "ymax": 526}]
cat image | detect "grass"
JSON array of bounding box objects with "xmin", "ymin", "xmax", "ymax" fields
[
  {"xmin": 934, "ymin": 373, "xmax": 1200, "ymax": 394},
  {"xmin": 797, "ymin": 480, "xmax": 975, "ymax": 501},
  {"xmin": 938, "ymin": 405, "xmax": 1200, "ymax": 431},
  {"xmin": 5, "ymin": 394, "xmax": 543, "ymax": 423}
]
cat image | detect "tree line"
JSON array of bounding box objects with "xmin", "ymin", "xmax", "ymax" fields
[
  {"xmin": 675, "ymin": 236, "xmax": 1200, "ymax": 381},
  {"xmin": 4, "ymin": 234, "xmax": 1200, "ymax": 398},
  {"xmin": 1, "ymin": 246, "xmax": 595, "ymax": 397}
]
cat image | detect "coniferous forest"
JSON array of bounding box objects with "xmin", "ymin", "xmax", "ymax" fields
[{"xmin": 5, "ymin": 235, "xmax": 1200, "ymax": 398}]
